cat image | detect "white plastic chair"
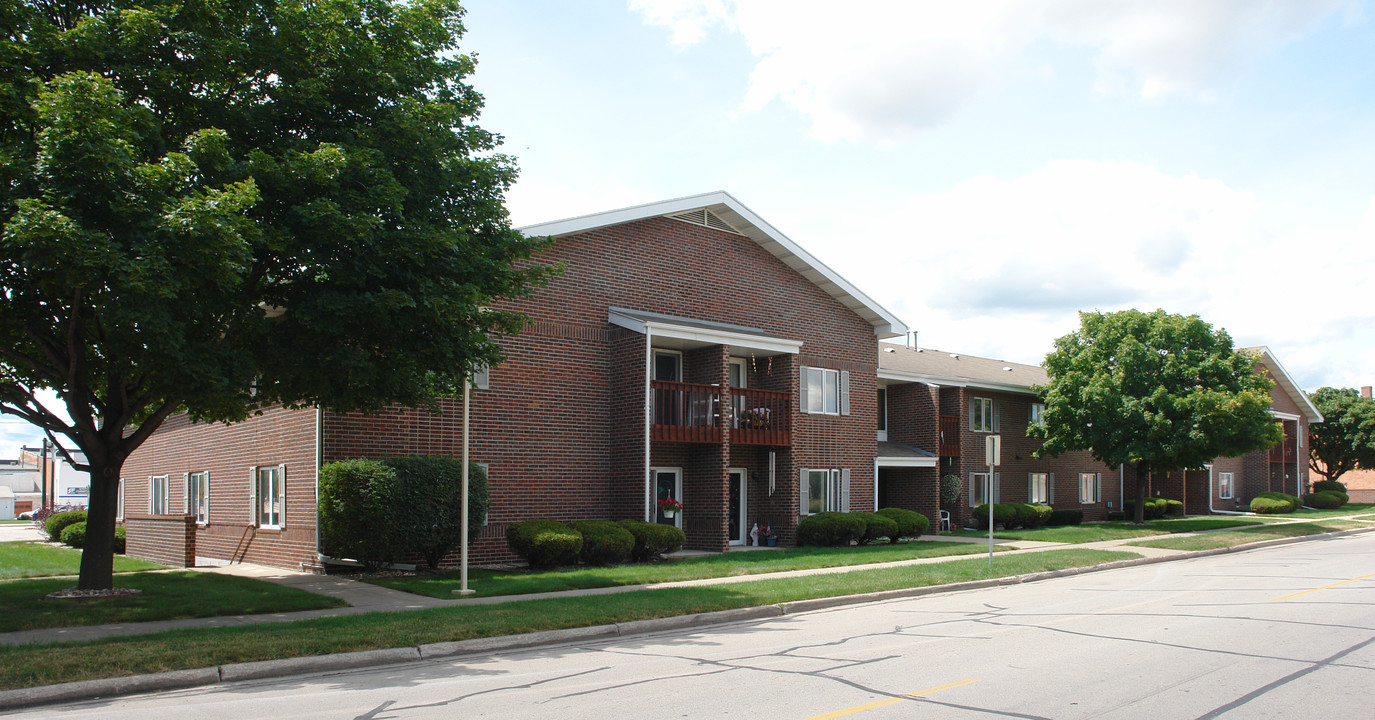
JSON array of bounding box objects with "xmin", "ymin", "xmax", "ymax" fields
[{"xmin": 939, "ymin": 510, "xmax": 951, "ymax": 533}]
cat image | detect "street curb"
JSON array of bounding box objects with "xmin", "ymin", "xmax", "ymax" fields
[{"xmin": 3, "ymin": 524, "xmax": 1372, "ymax": 711}]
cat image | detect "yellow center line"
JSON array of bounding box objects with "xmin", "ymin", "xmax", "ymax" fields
[
  {"xmin": 1272, "ymin": 572, "xmax": 1375, "ymax": 602},
  {"xmin": 802, "ymin": 678, "xmax": 979, "ymax": 720}
]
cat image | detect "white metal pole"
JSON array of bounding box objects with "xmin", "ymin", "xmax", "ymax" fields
[
  {"xmin": 987, "ymin": 466, "xmax": 994, "ymax": 565},
  {"xmin": 459, "ymin": 376, "xmax": 473, "ymax": 595}
]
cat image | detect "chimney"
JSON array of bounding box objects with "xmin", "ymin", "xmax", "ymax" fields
[
  {"xmin": 1363, "ymin": 386, "xmax": 1372, "ymax": 399},
  {"xmin": 907, "ymin": 331, "xmax": 918, "ymax": 350}
]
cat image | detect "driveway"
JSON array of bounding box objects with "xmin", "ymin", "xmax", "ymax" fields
[{"xmin": 0, "ymin": 522, "xmax": 45, "ymax": 543}]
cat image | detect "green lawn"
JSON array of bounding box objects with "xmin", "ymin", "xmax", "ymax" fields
[
  {"xmin": 0, "ymin": 548, "xmax": 1136, "ymax": 690},
  {"xmin": 0, "ymin": 542, "xmax": 164, "ymax": 579},
  {"xmin": 0, "ymin": 572, "xmax": 347, "ymax": 632},
  {"xmin": 1271, "ymin": 503, "xmax": 1375, "ymax": 520},
  {"xmin": 369, "ymin": 540, "xmax": 1004, "ymax": 598},
  {"xmin": 947, "ymin": 516, "xmax": 1267, "ymax": 543},
  {"xmin": 1128, "ymin": 520, "xmax": 1365, "ymax": 551}
]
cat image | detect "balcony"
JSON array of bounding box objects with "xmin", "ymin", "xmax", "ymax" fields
[
  {"xmin": 651, "ymin": 380, "xmax": 722, "ymax": 443},
  {"xmin": 1269, "ymin": 437, "xmax": 1296, "ymax": 464},
  {"xmin": 939, "ymin": 415, "xmax": 960, "ymax": 457},
  {"xmin": 731, "ymin": 387, "xmax": 791, "ymax": 446}
]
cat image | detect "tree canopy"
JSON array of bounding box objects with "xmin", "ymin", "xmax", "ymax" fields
[
  {"xmin": 0, "ymin": 0, "xmax": 552, "ymax": 588},
  {"xmin": 1031, "ymin": 309, "xmax": 1282, "ymax": 522},
  {"xmin": 1307, "ymin": 387, "xmax": 1375, "ymax": 484}
]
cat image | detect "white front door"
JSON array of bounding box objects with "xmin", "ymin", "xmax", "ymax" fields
[
  {"xmin": 729, "ymin": 468, "xmax": 747, "ymax": 545},
  {"xmin": 652, "ymin": 467, "xmax": 682, "ymax": 527}
]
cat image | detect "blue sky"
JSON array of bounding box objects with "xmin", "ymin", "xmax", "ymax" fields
[{"xmin": 4, "ymin": 0, "xmax": 1373, "ymax": 455}]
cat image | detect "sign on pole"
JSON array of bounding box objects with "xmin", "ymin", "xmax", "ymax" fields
[{"xmin": 986, "ymin": 435, "xmax": 1001, "ymax": 565}]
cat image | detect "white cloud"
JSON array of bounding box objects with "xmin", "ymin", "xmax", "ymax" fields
[{"xmin": 631, "ymin": 0, "xmax": 1352, "ymax": 140}]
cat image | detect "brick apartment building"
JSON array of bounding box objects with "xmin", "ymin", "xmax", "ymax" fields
[{"xmin": 120, "ymin": 192, "xmax": 909, "ymax": 569}]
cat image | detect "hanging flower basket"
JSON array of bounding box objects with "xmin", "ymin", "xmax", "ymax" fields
[{"xmin": 657, "ymin": 498, "xmax": 682, "ymax": 519}]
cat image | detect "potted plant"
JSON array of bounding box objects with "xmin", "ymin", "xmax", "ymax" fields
[
  {"xmin": 657, "ymin": 498, "xmax": 682, "ymax": 519},
  {"xmin": 760, "ymin": 523, "xmax": 777, "ymax": 546}
]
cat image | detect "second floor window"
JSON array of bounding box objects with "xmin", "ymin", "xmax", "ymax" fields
[
  {"xmin": 971, "ymin": 397, "xmax": 995, "ymax": 432},
  {"xmin": 1030, "ymin": 403, "xmax": 1046, "ymax": 426},
  {"xmin": 804, "ymin": 367, "xmax": 847, "ymax": 415}
]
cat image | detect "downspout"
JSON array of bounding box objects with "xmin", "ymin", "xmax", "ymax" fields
[
  {"xmin": 644, "ymin": 329, "xmax": 653, "ymax": 522},
  {"xmin": 1118, "ymin": 463, "xmax": 1124, "ymax": 510}
]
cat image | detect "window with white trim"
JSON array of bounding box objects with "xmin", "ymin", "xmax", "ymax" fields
[
  {"xmin": 1079, "ymin": 472, "xmax": 1100, "ymax": 504},
  {"xmin": 971, "ymin": 472, "xmax": 999, "ymax": 506},
  {"xmin": 1218, "ymin": 472, "xmax": 1234, "ymax": 499},
  {"xmin": 803, "ymin": 469, "xmax": 848, "ymax": 514},
  {"xmin": 1030, "ymin": 403, "xmax": 1046, "ymax": 427},
  {"xmin": 149, "ymin": 475, "xmax": 169, "ymax": 515},
  {"xmin": 805, "ymin": 367, "xmax": 841, "ymax": 415},
  {"xmin": 1029, "ymin": 473, "xmax": 1049, "ymax": 504},
  {"xmin": 970, "ymin": 397, "xmax": 994, "ymax": 432},
  {"xmin": 116, "ymin": 478, "xmax": 125, "ymax": 521},
  {"xmin": 187, "ymin": 471, "xmax": 208, "ymax": 524},
  {"xmin": 254, "ymin": 465, "xmax": 285, "ymax": 528}
]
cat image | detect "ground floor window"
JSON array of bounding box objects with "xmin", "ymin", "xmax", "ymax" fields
[
  {"xmin": 1218, "ymin": 472, "xmax": 1234, "ymax": 499},
  {"xmin": 1079, "ymin": 472, "xmax": 1100, "ymax": 504},
  {"xmin": 253, "ymin": 465, "xmax": 285, "ymax": 528},
  {"xmin": 187, "ymin": 471, "xmax": 208, "ymax": 524},
  {"xmin": 804, "ymin": 468, "xmax": 848, "ymax": 514},
  {"xmin": 971, "ymin": 472, "xmax": 998, "ymax": 505},
  {"xmin": 149, "ymin": 475, "xmax": 169, "ymax": 515},
  {"xmin": 1029, "ymin": 473, "xmax": 1049, "ymax": 504}
]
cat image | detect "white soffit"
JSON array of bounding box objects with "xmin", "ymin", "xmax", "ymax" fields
[
  {"xmin": 877, "ymin": 369, "xmax": 1039, "ymax": 396},
  {"xmin": 875, "ymin": 456, "xmax": 939, "ymax": 468},
  {"xmin": 609, "ymin": 308, "xmax": 802, "ymax": 356},
  {"xmin": 520, "ymin": 191, "xmax": 908, "ymax": 339}
]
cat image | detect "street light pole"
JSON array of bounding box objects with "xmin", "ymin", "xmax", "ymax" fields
[{"xmin": 459, "ymin": 375, "xmax": 473, "ymax": 596}]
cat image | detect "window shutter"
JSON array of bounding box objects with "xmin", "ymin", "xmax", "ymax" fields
[
  {"xmin": 473, "ymin": 365, "xmax": 490, "ymax": 390},
  {"xmin": 117, "ymin": 479, "xmax": 124, "ymax": 521},
  {"xmin": 799, "ymin": 368, "xmax": 810, "ymax": 413},
  {"xmin": 1027, "ymin": 473, "xmax": 1034, "ymax": 503},
  {"xmin": 969, "ymin": 474, "xmax": 977, "ymax": 507},
  {"xmin": 1048, "ymin": 473, "xmax": 1055, "ymax": 504},
  {"xmin": 840, "ymin": 371, "xmax": 850, "ymax": 415},
  {"xmin": 968, "ymin": 401, "xmax": 976, "ymax": 431},
  {"xmin": 278, "ymin": 464, "xmax": 287, "ymax": 528},
  {"xmin": 1096, "ymin": 473, "xmax": 1102, "ymax": 504},
  {"xmin": 992, "ymin": 399, "xmax": 1000, "ymax": 432},
  {"xmin": 148, "ymin": 477, "xmax": 154, "ymax": 514},
  {"xmin": 993, "ymin": 472, "xmax": 1000, "ymax": 504},
  {"xmin": 799, "ymin": 468, "xmax": 809, "ymax": 515},
  {"xmin": 840, "ymin": 469, "xmax": 851, "ymax": 512},
  {"xmin": 249, "ymin": 467, "xmax": 258, "ymax": 526},
  {"xmin": 204, "ymin": 472, "xmax": 210, "ymax": 523},
  {"xmin": 183, "ymin": 472, "xmax": 191, "ymax": 514}
]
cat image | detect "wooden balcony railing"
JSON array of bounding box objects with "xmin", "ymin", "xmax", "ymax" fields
[
  {"xmin": 651, "ymin": 380, "xmax": 722, "ymax": 443},
  {"xmin": 731, "ymin": 387, "xmax": 791, "ymax": 446},
  {"xmin": 939, "ymin": 415, "xmax": 960, "ymax": 457}
]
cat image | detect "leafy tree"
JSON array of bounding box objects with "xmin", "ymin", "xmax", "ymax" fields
[
  {"xmin": 0, "ymin": 0, "xmax": 552, "ymax": 590},
  {"xmin": 1308, "ymin": 387, "xmax": 1375, "ymax": 484},
  {"xmin": 1031, "ymin": 309, "xmax": 1282, "ymax": 523}
]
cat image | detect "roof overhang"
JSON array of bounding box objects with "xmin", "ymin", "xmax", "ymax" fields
[
  {"xmin": 878, "ymin": 369, "xmax": 1039, "ymax": 396},
  {"xmin": 1248, "ymin": 346, "xmax": 1324, "ymax": 424},
  {"xmin": 521, "ymin": 191, "xmax": 908, "ymax": 340},
  {"xmin": 609, "ymin": 308, "xmax": 802, "ymax": 356},
  {"xmin": 875, "ymin": 456, "xmax": 938, "ymax": 468}
]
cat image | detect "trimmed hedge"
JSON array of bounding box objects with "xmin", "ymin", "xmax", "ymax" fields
[
  {"xmin": 852, "ymin": 512, "xmax": 899, "ymax": 545},
  {"xmin": 1124, "ymin": 499, "xmax": 1168, "ymax": 520},
  {"xmin": 1015, "ymin": 503, "xmax": 1053, "ymax": 529},
  {"xmin": 1312, "ymin": 479, "xmax": 1347, "ymax": 494},
  {"xmin": 384, "ymin": 456, "xmax": 488, "ymax": 570},
  {"xmin": 618, "ymin": 520, "xmax": 685, "ymax": 561},
  {"xmin": 1047, "ymin": 509, "xmax": 1083, "ymax": 526},
  {"xmin": 45, "ymin": 510, "xmax": 87, "ymax": 543},
  {"xmin": 876, "ymin": 507, "xmax": 929, "ymax": 541},
  {"xmin": 506, "ymin": 519, "xmax": 583, "ymax": 569},
  {"xmin": 60, "ymin": 521, "xmax": 86, "ymax": 548},
  {"xmin": 971, "ymin": 503, "xmax": 1017, "ymax": 530},
  {"xmin": 939, "ymin": 474, "xmax": 963, "ymax": 506},
  {"xmin": 1303, "ymin": 491, "xmax": 1346, "ymax": 510},
  {"xmin": 318, "ymin": 459, "xmax": 400, "ymax": 571},
  {"xmin": 797, "ymin": 512, "xmax": 865, "ymax": 546},
  {"xmin": 568, "ymin": 520, "xmax": 634, "ymax": 566},
  {"xmin": 1163, "ymin": 499, "xmax": 1184, "ymax": 516},
  {"xmin": 114, "ymin": 526, "xmax": 126, "ymax": 554},
  {"xmin": 1251, "ymin": 491, "xmax": 1300, "ymax": 514}
]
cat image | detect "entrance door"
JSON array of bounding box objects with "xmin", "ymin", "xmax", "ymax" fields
[
  {"xmin": 728, "ymin": 468, "xmax": 747, "ymax": 545},
  {"xmin": 653, "ymin": 468, "xmax": 682, "ymax": 528}
]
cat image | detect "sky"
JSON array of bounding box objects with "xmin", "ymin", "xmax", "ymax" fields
[{"xmin": 4, "ymin": 0, "xmax": 1375, "ymax": 456}]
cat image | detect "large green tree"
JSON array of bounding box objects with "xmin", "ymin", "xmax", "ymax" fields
[
  {"xmin": 1307, "ymin": 387, "xmax": 1375, "ymax": 485},
  {"xmin": 0, "ymin": 0, "xmax": 552, "ymax": 589},
  {"xmin": 1031, "ymin": 309, "xmax": 1283, "ymax": 523}
]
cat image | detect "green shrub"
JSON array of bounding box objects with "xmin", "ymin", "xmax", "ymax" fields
[
  {"xmin": 939, "ymin": 474, "xmax": 963, "ymax": 506},
  {"xmin": 60, "ymin": 521, "xmax": 87, "ymax": 548},
  {"xmin": 1018, "ymin": 503, "xmax": 1053, "ymax": 529},
  {"xmin": 1303, "ymin": 491, "xmax": 1345, "ymax": 510},
  {"xmin": 1047, "ymin": 509, "xmax": 1084, "ymax": 526},
  {"xmin": 1163, "ymin": 499, "xmax": 1184, "ymax": 516},
  {"xmin": 796, "ymin": 512, "xmax": 865, "ymax": 546},
  {"xmin": 876, "ymin": 507, "xmax": 928, "ymax": 542},
  {"xmin": 568, "ymin": 519, "xmax": 634, "ymax": 565},
  {"xmin": 114, "ymin": 526, "xmax": 126, "ymax": 554},
  {"xmin": 1124, "ymin": 499, "xmax": 1167, "ymax": 520},
  {"xmin": 971, "ymin": 503, "xmax": 1018, "ymax": 530},
  {"xmin": 1312, "ymin": 479, "xmax": 1347, "ymax": 494},
  {"xmin": 384, "ymin": 456, "xmax": 489, "ymax": 569},
  {"xmin": 852, "ymin": 512, "xmax": 899, "ymax": 545},
  {"xmin": 618, "ymin": 520, "xmax": 686, "ymax": 561},
  {"xmin": 318, "ymin": 459, "xmax": 400, "ymax": 571},
  {"xmin": 1251, "ymin": 492, "xmax": 1299, "ymax": 514},
  {"xmin": 506, "ymin": 519, "xmax": 582, "ymax": 569},
  {"xmin": 1330, "ymin": 491, "xmax": 1350, "ymax": 506},
  {"xmin": 45, "ymin": 510, "xmax": 87, "ymax": 542}
]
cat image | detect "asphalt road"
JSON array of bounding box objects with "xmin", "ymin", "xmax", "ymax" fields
[{"xmin": 23, "ymin": 532, "xmax": 1375, "ymax": 720}]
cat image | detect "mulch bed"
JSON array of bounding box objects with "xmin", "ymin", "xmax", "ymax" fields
[{"xmin": 44, "ymin": 587, "xmax": 143, "ymax": 600}]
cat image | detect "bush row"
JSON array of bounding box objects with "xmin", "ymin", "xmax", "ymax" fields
[
  {"xmin": 971, "ymin": 503, "xmax": 1053, "ymax": 530},
  {"xmin": 505, "ymin": 518, "xmax": 687, "ymax": 568},
  {"xmin": 1122, "ymin": 498, "xmax": 1184, "ymax": 520},
  {"xmin": 796, "ymin": 508, "xmax": 930, "ymax": 547},
  {"xmin": 1251, "ymin": 491, "xmax": 1300, "ymax": 514},
  {"xmin": 44, "ymin": 511, "xmax": 126, "ymax": 553},
  {"xmin": 1302, "ymin": 490, "xmax": 1349, "ymax": 510}
]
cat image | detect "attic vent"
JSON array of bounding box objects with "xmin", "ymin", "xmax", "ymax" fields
[{"xmin": 669, "ymin": 209, "xmax": 742, "ymax": 235}]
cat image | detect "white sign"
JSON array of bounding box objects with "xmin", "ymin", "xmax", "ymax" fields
[{"xmin": 985, "ymin": 435, "xmax": 1001, "ymax": 467}]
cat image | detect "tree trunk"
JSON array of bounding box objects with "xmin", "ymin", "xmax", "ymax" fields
[
  {"xmin": 77, "ymin": 463, "xmax": 122, "ymax": 590},
  {"xmin": 1134, "ymin": 468, "xmax": 1149, "ymax": 524}
]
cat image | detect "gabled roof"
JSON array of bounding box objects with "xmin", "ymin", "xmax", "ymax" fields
[
  {"xmin": 518, "ymin": 191, "xmax": 908, "ymax": 339},
  {"xmin": 1245, "ymin": 347, "xmax": 1324, "ymax": 424},
  {"xmin": 879, "ymin": 344, "xmax": 1046, "ymax": 394}
]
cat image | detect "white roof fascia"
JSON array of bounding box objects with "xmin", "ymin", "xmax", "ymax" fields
[
  {"xmin": 875, "ymin": 456, "xmax": 939, "ymax": 468},
  {"xmin": 1269, "ymin": 411, "xmax": 1301, "ymax": 421},
  {"xmin": 609, "ymin": 312, "xmax": 802, "ymax": 356},
  {"xmin": 521, "ymin": 191, "xmax": 908, "ymax": 340},
  {"xmin": 1250, "ymin": 346, "xmax": 1324, "ymax": 424},
  {"xmin": 877, "ymin": 369, "xmax": 1039, "ymax": 396}
]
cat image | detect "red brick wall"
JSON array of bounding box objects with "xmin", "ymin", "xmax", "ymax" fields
[
  {"xmin": 124, "ymin": 515, "xmax": 196, "ymax": 568},
  {"xmin": 122, "ymin": 406, "xmax": 319, "ymax": 570},
  {"xmin": 877, "ymin": 467, "xmax": 940, "ymax": 531}
]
